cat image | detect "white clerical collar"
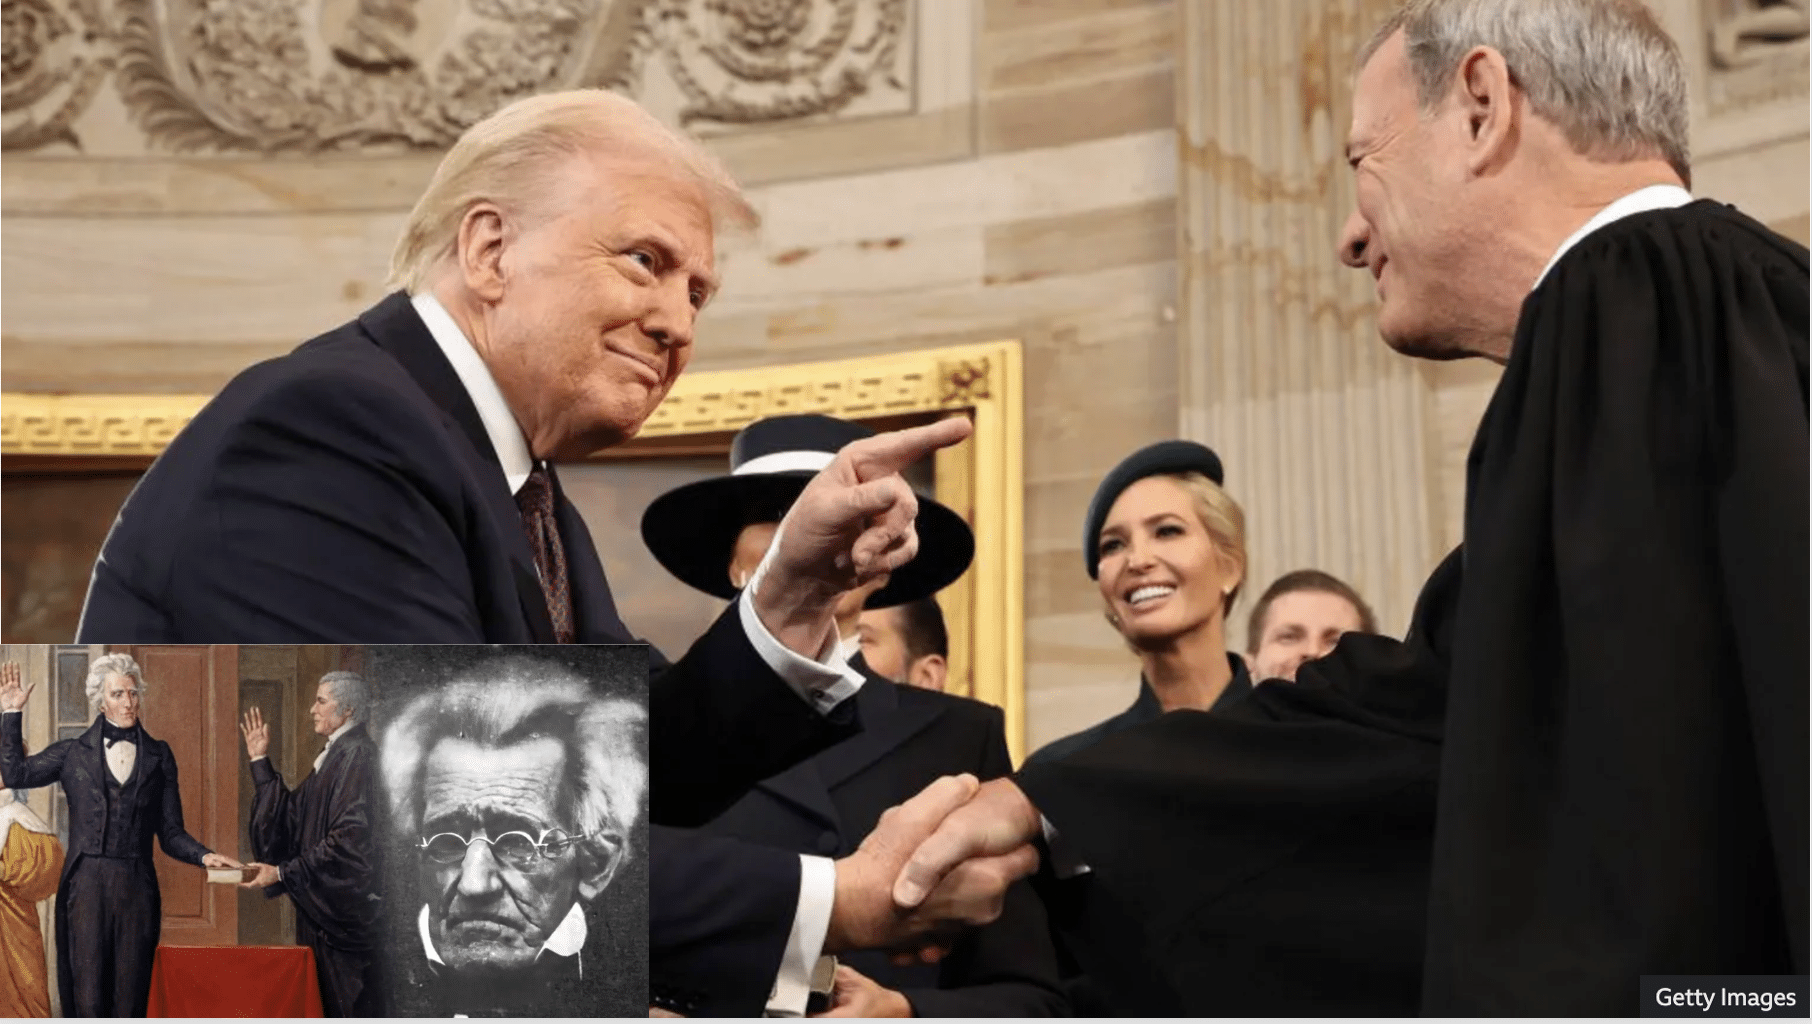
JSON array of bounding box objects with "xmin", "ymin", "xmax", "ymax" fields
[
  {"xmin": 410, "ymin": 292, "xmax": 536, "ymax": 494},
  {"xmin": 418, "ymin": 902, "xmax": 588, "ymax": 968},
  {"xmin": 1533, "ymin": 183, "xmax": 1693, "ymax": 289},
  {"xmin": 324, "ymin": 718, "xmax": 356, "ymax": 748}
]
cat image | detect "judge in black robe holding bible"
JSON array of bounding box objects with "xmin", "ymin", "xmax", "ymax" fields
[
  {"xmin": 891, "ymin": 0, "xmax": 1807, "ymax": 1016},
  {"xmin": 242, "ymin": 671, "xmax": 384, "ymax": 1017}
]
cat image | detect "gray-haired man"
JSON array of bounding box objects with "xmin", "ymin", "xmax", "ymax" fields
[
  {"xmin": 0, "ymin": 656, "xmax": 240, "ymax": 1017},
  {"xmin": 241, "ymin": 671, "xmax": 383, "ymax": 1016},
  {"xmin": 378, "ymin": 657, "xmax": 645, "ymax": 1017}
]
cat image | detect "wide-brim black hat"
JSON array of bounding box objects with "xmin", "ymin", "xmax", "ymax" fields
[{"xmin": 642, "ymin": 414, "xmax": 975, "ymax": 608}]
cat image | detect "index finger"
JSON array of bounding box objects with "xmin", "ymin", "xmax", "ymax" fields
[{"xmin": 845, "ymin": 418, "xmax": 973, "ymax": 482}]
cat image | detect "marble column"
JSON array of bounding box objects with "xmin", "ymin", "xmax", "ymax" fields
[{"xmin": 1175, "ymin": 0, "xmax": 1444, "ymax": 638}]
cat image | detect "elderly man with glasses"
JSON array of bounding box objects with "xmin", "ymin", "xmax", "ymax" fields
[{"xmin": 377, "ymin": 655, "xmax": 645, "ymax": 1017}]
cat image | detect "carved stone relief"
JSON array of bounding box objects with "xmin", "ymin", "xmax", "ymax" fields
[
  {"xmin": 2, "ymin": 0, "xmax": 112, "ymax": 150},
  {"xmin": 0, "ymin": 0, "xmax": 914, "ymax": 154},
  {"xmin": 1703, "ymin": 0, "xmax": 1809, "ymax": 112},
  {"xmin": 653, "ymin": 0, "xmax": 907, "ymax": 126}
]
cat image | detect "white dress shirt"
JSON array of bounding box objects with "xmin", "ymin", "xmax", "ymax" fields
[
  {"xmin": 1533, "ymin": 184, "xmax": 1694, "ymax": 289},
  {"xmin": 409, "ymin": 293, "xmax": 864, "ymax": 1012},
  {"xmin": 419, "ymin": 901, "xmax": 588, "ymax": 968},
  {"xmin": 313, "ymin": 718, "xmax": 356, "ymax": 773},
  {"xmin": 104, "ymin": 722, "xmax": 137, "ymax": 787}
]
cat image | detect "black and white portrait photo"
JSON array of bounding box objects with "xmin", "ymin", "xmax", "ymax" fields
[{"xmin": 367, "ymin": 645, "xmax": 648, "ymax": 1017}]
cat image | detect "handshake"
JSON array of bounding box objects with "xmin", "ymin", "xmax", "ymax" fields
[{"xmin": 822, "ymin": 773, "xmax": 1046, "ymax": 961}]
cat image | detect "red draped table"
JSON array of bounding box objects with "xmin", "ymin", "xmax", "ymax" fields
[{"xmin": 146, "ymin": 945, "xmax": 324, "ymax": 1017}]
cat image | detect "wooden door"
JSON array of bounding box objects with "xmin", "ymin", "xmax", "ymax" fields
[{"xmin": 118, "ymin": 645, "xmax": 239, "ymax": 946}]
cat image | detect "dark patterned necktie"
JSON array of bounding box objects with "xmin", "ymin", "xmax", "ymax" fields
[{"xmin": 515, "ymin": 467, "xmax": 575, "ymax": 644}]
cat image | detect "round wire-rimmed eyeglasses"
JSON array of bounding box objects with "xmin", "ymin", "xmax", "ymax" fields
[{"xmin": 418, "ymin": 828, "xmax": 589, "ymax": 869}]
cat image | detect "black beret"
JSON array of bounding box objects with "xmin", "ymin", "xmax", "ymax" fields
[{"xmin": 1082, "ymin": 440, "xmax": 1225, "ymax": 579}]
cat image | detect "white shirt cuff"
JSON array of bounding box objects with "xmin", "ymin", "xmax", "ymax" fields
[
  {"xmin": 250, "ymin": 755, "xmax": 267, "ymax": 762},
  {"xmin": 1041, "ymin": 815, "xmax": 1092, "ymax": 879},
  {"xmin": 738, "ymin": 525, "xmax": 866, "ymax": 714},
  {"xmin": 766, "ymin": 854, "xmax": 837, "ymax": 1017},
  {"xmin": 2, "ymin": 711, "xmax": 18, "ymax": 715}
]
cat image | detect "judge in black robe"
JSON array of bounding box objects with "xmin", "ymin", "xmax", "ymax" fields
[
  {"xmin": 975, "ymin": 202, "xmax": 1805, "ymax": 1016},
  {"xmin": 248, "ymin": 719, "xmax": 383, "ymax": 1016},
  {"xmin": 896, "ymin": 19, "xmax": 1806, "ymax": 1010},
  {"xmin": 1415, "ymin": 198, "xmax": 1806, "ymax": 1012}
]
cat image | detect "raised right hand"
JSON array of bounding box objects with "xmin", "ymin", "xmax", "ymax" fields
[
  {"xmin": 0, "ymin": 663, "xmax": 33, "ymax": 714},
  {"xmin": 240, "ymin": 707, "xmax": 270, "ymax": 760}
]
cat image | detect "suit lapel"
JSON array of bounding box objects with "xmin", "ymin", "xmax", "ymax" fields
[
  {"xmin": 81, "ymin": 719, "xmax": 107, "ymax": 790},
  {"xmin": 809, "ymin": 662, "xmax": 947, "ymax": 791},
  {"xmin": 358, "ymin": 292, "xmax": 556, "ymax": 642},
  {"xmin": 132, "ymin": 729, "xmax": 159, "ymax": 790},
  {"xmin": 753, "ymin": 664, "xmax": 951, "ymax": 832}
]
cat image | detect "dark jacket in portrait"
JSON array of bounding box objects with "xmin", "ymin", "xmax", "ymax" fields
[
  {"xmin": 73, "ymin": 292, "xmax": 855, "ymax": 825},
  {"xmin": 690, "ymin": 658, "xmax": 1067, "ymax": 1017},
  {"xmin": 249, "ymin": 722, "xmax": 383, "ymax": 1016},
  {"xmin": 1024, "ymin": 652, "xmax": 1253, "ymax": 768},
  {"xmin": 0, "ymin": 714, "xmax": 210, "ymax": 1016}
]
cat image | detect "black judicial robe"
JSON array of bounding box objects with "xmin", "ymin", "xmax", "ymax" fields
[
  {"xmin": 249, "ymin": 722, "xmax": 382, "ymax": 1017},
  {"xmin": 1017, "ymin": 200, "xmax": 1808, "ymax": 1016},
  {"xmin": 1017, "ymin": 551, "xmax": 1457, "ymax": 1016},
  {"xmin": 1419, "ymin": 200, "xmax": 1808, "ymax": 1014}
]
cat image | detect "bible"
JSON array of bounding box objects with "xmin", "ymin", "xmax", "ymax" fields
[{"xmin": 207, "ymin": 867, "xmax": 256, "ymax": 885}]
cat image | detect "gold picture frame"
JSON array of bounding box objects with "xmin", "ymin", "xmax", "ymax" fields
[{"xmin": 0, "ymin": 339, "xmax": 1028, "ymax": 759}]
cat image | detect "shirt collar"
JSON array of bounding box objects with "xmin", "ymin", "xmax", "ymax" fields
[
  {"xmin": 1533, "ymin": 184, "xmax": 1693, "ymax": 289},
  {"xmin": 410, "ymin": 292, "xmax": 536, "ymax": 494},
  {"xmin": 324, "ymin": 719, "xmax": 356, "ymax": 749},
  {"xmin": 418, "ymin": 901, "xmax": 588, "ymax": 967}
]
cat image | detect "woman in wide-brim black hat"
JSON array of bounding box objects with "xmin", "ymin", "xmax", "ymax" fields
[
  {"xmin": 1023, "ymin": 439, "xmax": 1254, "ymax": 767},
  {"xmin": 642, "ymin": 414, "xmax": 974, "ymax": 639}
]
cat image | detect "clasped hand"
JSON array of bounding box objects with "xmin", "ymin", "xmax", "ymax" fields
[{"xmin": 826, "ymin": 774, "xmax": 1044, "ymax": 963}]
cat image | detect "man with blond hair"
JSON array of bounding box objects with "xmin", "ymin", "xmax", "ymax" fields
[
  {"xmin": 72, "ymin": 87, "xmax": 983, "ymax": 801},
  {"xmin": 73, "ymin": 88, "xmax": 1025, "ymax": 1010},
  {"xmin": 887, "ymin": 0, "xmax": 1806, "ymax": 1014}
]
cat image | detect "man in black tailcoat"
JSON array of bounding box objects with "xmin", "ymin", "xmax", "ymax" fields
[{"xmin": 0, "ymin": 656, "xmax": 242, "ymax": 1017}]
